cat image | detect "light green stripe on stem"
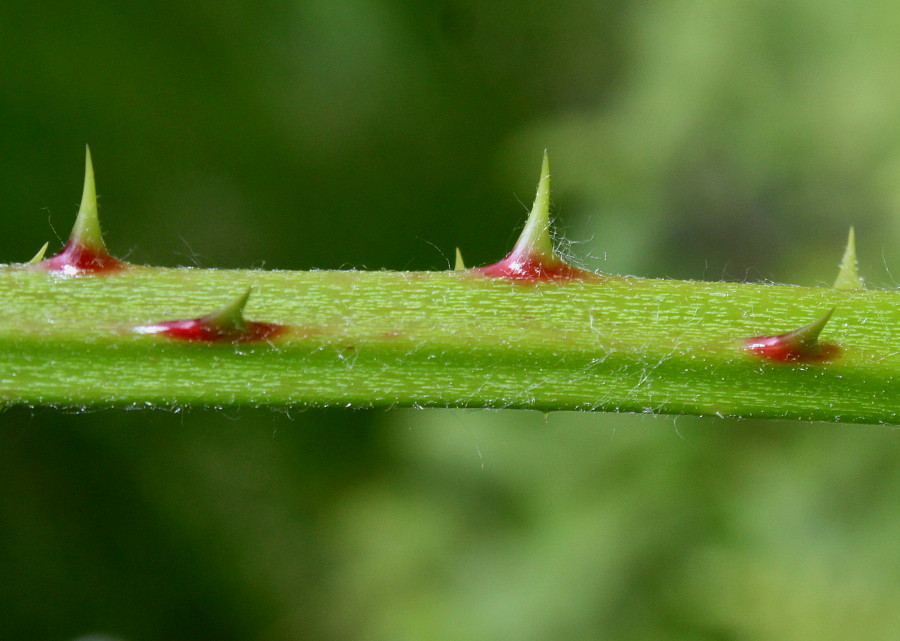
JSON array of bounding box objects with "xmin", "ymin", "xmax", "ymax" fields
[{"xmin": 0, "ymin": 266, "xmax": 897, "ymax": 423}]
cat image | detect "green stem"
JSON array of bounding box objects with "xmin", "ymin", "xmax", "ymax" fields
[{"xmin": 1, "ymin": 265, "xmax": 897, "ymax": 424}]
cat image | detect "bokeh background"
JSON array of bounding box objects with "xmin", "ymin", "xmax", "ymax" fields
[{"xmin": 2, "ymin": 1, "xmax": 900, "ymax": 639}]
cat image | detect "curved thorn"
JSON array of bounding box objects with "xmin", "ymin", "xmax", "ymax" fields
[
  {"xmin": 785, "ymin": 308, "xmax": 834, "ymax": 350},
  {"xmin": 744, "ymin": 309, "xmax": 840, "ymax": 362},
  {"xmin": 202, "ymin": 286, "xmax": 253, "ymax": 333},
  {"xmin": 26, "ymin": 242, "xmax": 49, "ymax": 265},
  {"xmin": 134, "ymin": 286, "xmax": 286, "ymax": 343}
]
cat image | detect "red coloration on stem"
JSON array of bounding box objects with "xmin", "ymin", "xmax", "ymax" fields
[
  {"xmin": 744, "ymin": 309, "xmax": 840, "ymax": 363},
  {"xmin": 135, "ymin": 317, "xmax": 286, "ymax": 343},
  {"xmin": 135, "ymin": 287, "xmax": 286, "ymax": 343},
  {"xmin": 473, "ymin": 152, "xmax": 600, "ymax": 282},
  {"xmin": 475, "ymin": 251, "xmax": 600, "ymax": 282},
  {"xmin": 744, "ymin": 332, "xmax": 840, "ymax": 363},
  {"xmin": 38, "ymin": 240, "xmax": 128, "ymax": 275}
]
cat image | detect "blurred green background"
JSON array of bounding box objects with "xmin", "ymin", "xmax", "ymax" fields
[{"xmin": 2, "ymin": 1, "xmax": 900, "ymax": 639}]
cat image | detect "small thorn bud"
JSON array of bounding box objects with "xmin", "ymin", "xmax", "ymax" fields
[
  {"xmin": 134, "ymin": 287, "xmax": 286, "ymax": 343},
  {"xmin": 475, "ymin": 151, "xmax": 599, "ymax": 282},
  {"xmin": 37, "ymin": 146, "xmax": 126, "ymax": 275},
  {"xmin": 744, "ymin": 309, "xmax": 841, "ymax": 363},
  {"xmin": 454, "ymin": 247, "xmax": 466, "ymax": 271},
  {"xmin": 833, "ymin": 227, "xmax": 864, "ymax": 290},
  {"xmin": 26, "ymin": 242, "xmax": 49, "ymax": 265}
]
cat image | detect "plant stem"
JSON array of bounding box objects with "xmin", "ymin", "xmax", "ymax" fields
[{"xmin": 1, "ymin": 265, "xmax": 897, "ymax": 424}]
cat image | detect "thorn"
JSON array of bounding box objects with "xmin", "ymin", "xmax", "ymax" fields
[
  {"xmin": 512, "ymin": 149, "xmax": 554, "ymax": 261},
  {"xmin": 37, "ymin": 146, "xmax": 126, "ymax": 275},
  {"xmin": 454, "ymin": 247, "xmax": 466, "ymax": 271},
  {"xmin": 70, "ymin": 145, "xmax": 105, "ymax": 252},
  {"xmin": 475, "ymin": 151, "xmax": 599, "ymax": 282},
  {"xmin": 744, "ymin": 309, "xmax": 841, "ymax": 363},
  {"xmin": 833, "ymin": 227, "xmax": 864, "ymax": 290},
  {"xmin": 202, "ymin": 286, "xmax": 253, "ymax": 335},
  {"xmin": 26, "ymin": 242, "xmax": 49, "ymax": 265},
  {"xmin": 134, "ymin": 287, "xmax": 287, "ymax": 343}
]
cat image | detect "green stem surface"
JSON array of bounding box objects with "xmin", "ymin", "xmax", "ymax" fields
[{"xmin": 1, "ymin": 265, "xmax": 897, "ymax": 424}]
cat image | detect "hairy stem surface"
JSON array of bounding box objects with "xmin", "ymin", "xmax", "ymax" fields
[{"xmin": 1, "ymin": 265, "xmax": 896, "ymax": 424}]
